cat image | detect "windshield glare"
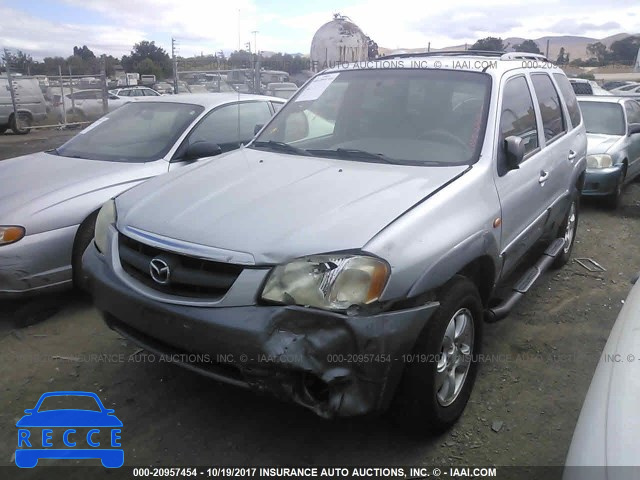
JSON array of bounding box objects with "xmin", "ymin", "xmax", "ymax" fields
[
  {"xmin": 578, "ymin": 101, "xmax": 625, "ymax": 136},
  {"xmin": 253, "ymin": 69, "xmax": 492, "ymax": 166},
  {"xmin": 55, "ymin": 102, "xmax": 204, "ymax": 162}
]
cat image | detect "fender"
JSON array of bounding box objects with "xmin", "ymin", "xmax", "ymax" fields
[{"xmin": 407, "ymin": 229, "xmax": 501, "ymax": 298}]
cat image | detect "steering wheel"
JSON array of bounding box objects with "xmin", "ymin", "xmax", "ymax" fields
[{"xmin": 418, "ymin": 129, "xmax": 469, "ymax": 150}]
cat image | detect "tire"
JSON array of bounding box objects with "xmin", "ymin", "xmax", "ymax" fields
[
  {"xmin": 552, "ymin": 195, "xmax": 579, "ymax": 269},
  {"xmin": 604, "ymin": 169, "xmax": 625, "ymax": 210},
  {"xmin": 72, "ymin": 212, "xmax": 98, "ymax": 292},
  {"xmin": 392, "ymin": 276, "xmax": 483, "ymax": 434},
  {"xmin": 10, "ymin": 113, "xmax": 32, "ymax": 134}
]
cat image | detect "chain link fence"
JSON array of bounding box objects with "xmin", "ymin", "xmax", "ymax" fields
[{"xmin": 2, "ymin": 48, "xmax": 109, "ymax": 134}]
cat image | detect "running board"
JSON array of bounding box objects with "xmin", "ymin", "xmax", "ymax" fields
[{"xmin": 485, "ymin": 238, "xmax": 565, "ymax": 323}]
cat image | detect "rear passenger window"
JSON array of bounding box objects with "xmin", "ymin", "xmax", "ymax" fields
[
  {"xmin": 531, "ymin": 74, "xmax": 566, "ymax": 142},
  {"xmin": 500, "ymin": 76, "xmax": 539, "ymax": 157},
  {"xmin": 625, "ymin": 101, "xmax": 640, "ymax": 124},
  {"xmin": 554, "ymin": 74, "xmax": 582, "ymax": 128}
]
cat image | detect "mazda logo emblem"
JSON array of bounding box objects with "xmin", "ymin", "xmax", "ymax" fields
[{"xmin": 149, "ymin": 257, "xmax": 171, "ymax": 285}]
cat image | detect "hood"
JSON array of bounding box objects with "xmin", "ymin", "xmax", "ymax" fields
[
  {"xmin": 0, "ymin": 152, "xmax": 161, "ymax": 228},
  {"xmin": 117, "ymin": 148, "xmax": 468, "ymax": 264},
  {"xmin": 586, "ymin": 133, "xmax": 622, "ymax": 155}
]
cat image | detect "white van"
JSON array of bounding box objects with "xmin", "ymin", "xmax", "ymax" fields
[{"xmin": 0, "ymin": 77, "xmax": 47, "ymax": 134}]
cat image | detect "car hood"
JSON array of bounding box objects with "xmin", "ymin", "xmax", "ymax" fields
[
  {"xmin": 564, "ymin": 280, "xmax": 640, "ymax": 471},
  {"xmin": 0, "ymin": 151, "xmax": 160, "ymax": 228},
  {"xmin": 16, "ymin": 410, "xmax": 123, "ymax": 427},
  {"xmin": 586, "ymin": 134, "xmax": 622, "ymax": 155},
  {"xmin": 117, "ymin": 148, "xmax": 468, "ymax": 264}
]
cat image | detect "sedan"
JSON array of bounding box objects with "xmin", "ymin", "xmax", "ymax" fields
[
  {"xmin": 53, "ymin": 89, "xmax": 132, "ymax": 122},
  {"xmin": 0, "ymin": 93, "xmax": 285, "ymax": 298},
  {"xmin": 578, "ymin": 96, "xmax": 640, "ymax": 208},
  {"xmin": 564, "ymin": 274, "xmax": 640, "ymax": 478}
]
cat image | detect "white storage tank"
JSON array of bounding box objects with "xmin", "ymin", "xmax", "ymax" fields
[{"xmin": 310, "ymin": 14, "xmax": 368, "ymax": 72}]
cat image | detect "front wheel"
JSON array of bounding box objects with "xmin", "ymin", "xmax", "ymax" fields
[
  {"xmin": 605, "ymin": 170, "xmax": 625, "ymax": 210},
  {"xmin": 11, "ymin": 113, "xmax": 32, "ymax": 134},
  {"xmin": 392, "ymin": 276, "xmax": 483, "ymax": 433}
]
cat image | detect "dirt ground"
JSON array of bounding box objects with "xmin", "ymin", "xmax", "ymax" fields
[{"xmin": 1, "ymin": 129, "xmax": 639, "ymax": 477}]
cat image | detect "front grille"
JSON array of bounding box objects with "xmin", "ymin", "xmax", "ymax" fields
[{"xmin": 118, "ymin": 234, "xmax": 244, "ymax": 299}]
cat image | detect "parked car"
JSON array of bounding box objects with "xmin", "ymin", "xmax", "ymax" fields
[
  {"xmin": 564, "ymin": 275, "xmax": 640, "ymax": 476},
  {"xmin": 569, "ymin": 78, "xmax": 612, "ymax": 96},
  {"xmin": 153, "ymin": 82, "xmax": 174, "ymax": 95},
  {"xmin": 609, "ymin": 82, "xmax": 640, "ymax": 99},
  {"xmin": 601, "ymin": 80, "xmax": 634, "ymax": 91},
  {"xmin": 577, "ymin": 96, "xmax": 640, "ymax": 208},
  {"xmin": 265, "ymin": 82, "xmax": 299, "ymax": 99},
  {"xmin": 83, "ymin": 53, "xmax": 586, "ymax": 431},
  {"xmin": 110, "ymin": 86, "xmax": 161, "ymax": 97},
  {"xmin": 0, "ymin": 94, "xmax": 284, "ymax": 299},
  {"xmin": 53, "ymin": 89, "xmax": 132, "ymax": 122},
  {"xmin": 0, "ymin": 76, "xmax": 47, "ymax": 134}
]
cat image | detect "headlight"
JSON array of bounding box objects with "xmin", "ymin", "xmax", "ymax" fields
[
  {"xmin": 0, "ymin": 226, "xmax": 26, "ymax": 246},
  {"xmin": 261, "ymin": 254, "xmax": 390, "ymax": 311},
  {"xmin": 586, "ymin": 154, "xmax": 613, "ymax": 169},
  {"xmin": 94, "ymin": 199, "xmax": 117, "ymax": 253}
]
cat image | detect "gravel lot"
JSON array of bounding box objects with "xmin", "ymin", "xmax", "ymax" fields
[{"xmin": 1, "ymin": 129, "xmax": 639, "ymax": 478}]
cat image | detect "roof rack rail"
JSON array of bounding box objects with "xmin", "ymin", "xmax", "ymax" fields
[
  {"xmin": 376, "ymin": 50, "xmax": 505, "ymax": 60},
  {"xmin": 500, "ymin": 52, "xmax": 550, "ymax": 62}
]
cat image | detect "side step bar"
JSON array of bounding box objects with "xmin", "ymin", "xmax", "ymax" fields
[{"xmin": 485, "ymin": 238, "xmax": 565, "ymax": 323}]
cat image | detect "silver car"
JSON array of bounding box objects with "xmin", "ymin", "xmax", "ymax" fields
[
  {"xmin": 84, "ymin": 53, "xmax": 587, "ymax": 431},
  {"xmin": 578, "ymin": 96, "xmax": 640, "ymax": 208},
  {"xmin": 0, "ymin": 93, "xmax": 284, "ymax": 298},
  {"xmin": 564, "ymin": 276, "xmax": 640, "ymax": 478}
]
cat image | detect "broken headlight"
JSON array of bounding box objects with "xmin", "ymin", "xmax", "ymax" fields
[
  {"xmin": 94, "ymin": 199, "xmax": 117, "ymax": 254},
  {"xmin": 261, "ymin": 254, "xmax": 390, "ymax": 311}
]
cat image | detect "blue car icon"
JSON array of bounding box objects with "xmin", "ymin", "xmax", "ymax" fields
[{"xmin": 16, "ymin": 391, "xmax": 123, "ymax": 468}]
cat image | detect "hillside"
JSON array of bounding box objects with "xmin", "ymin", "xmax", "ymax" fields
[{"xmin": 379, "ymin": 33, "xmax": 637, "ymax": 61}]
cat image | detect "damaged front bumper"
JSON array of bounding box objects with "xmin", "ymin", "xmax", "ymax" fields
[{"xmin": 83, "ymin": 242, "xmax": 439, "ymax": 418}]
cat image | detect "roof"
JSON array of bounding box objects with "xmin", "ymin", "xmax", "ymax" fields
[
  {"xmin": 132, "ymin": 92, "xmax": 286, "ymax": 108},
  {"xmin": 322, "ymin": 51, "xmax": 562, "ymax": 77},
  {"xmin": 576, "ymin": 95, "xmax": 632, "ymax": 104}
]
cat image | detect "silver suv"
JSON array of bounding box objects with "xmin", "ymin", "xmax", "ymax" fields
[{"xmin": 84, "ymin": 52, "xmax": 587, "ymax": 432}]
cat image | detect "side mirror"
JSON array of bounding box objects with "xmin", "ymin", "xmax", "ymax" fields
[
  {"xmin": 184, "ymin": 141, "xmax": 222, "ymax": 161},
  {"xmin": 504, "ymin": 135, "xmax": 525, "ymax": 171},
  {"xmin": 628, "ymin": 123, "xmax": 640, "ymax": 136},
  {"xmin": 254, "ymin": 124, "xmax": 264, "ymax": 135}
]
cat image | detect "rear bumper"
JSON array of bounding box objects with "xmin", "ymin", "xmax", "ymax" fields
[
  {"xmin": 582, "ymin": 166, "xmax": 623, "ymax": 196},
  {"xmin": 0, "ymin": 225, "xmax": 77, "ymax": 299},
  {"xmin": 84, "ymin": 243, "xmax": 439, "ymax": 418}
]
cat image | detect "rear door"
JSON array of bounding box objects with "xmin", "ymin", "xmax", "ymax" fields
[
  {"xmin": 529, "ymin": 73, "xmax": 579, "ymax": 227},
  {"xmin": 493, "ymin": 74, "xmax": 552, "ymax": 274}
]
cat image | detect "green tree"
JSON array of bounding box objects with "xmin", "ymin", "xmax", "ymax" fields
[
  {"xmin": 122, "ymin": 41, "xmax": 172, "ymax": 78},
  {"xmin": 586, "ymin": 41, "xmax": 609, "ymax": 65},
  {"xmin": 73, "ymin": 45, "xmax": 96, "ymax": 62},
  {"xmin": 470, "ymin": 37, "xmax": 505, "ymax": 52},
  {"xmin": 1, "ymin": 50, "xmax": 33, "ymax": 74},
  {"xmin": 514, "ymin": 40, "xmax": 541, "ymax": 54},
  {"xmin": 556, "ymin": 47, "xmax": 569, "ymax": 65},
  {"xmin": 609, "ymin": 35, "xmax": 640, "ymax": 65}
]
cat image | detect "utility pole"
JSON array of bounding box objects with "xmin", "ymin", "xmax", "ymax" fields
[
  {"xmin": 545, "ymin": 39, "xmax": 550, "ymax": 59},
  {"xmin": 171, "ymin": 37, "xmax": 178, "ymax": 94},
  {"xmin": 252, "ymin": 30, "xmax": 259, "ymax": 56}
]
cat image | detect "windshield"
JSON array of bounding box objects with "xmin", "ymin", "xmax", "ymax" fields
[
  {"xmin": 55, "ymin": 102, "xmax": 204, "ymax": 162},
  {"xmin": 578, "ymin": 101, "xmax": 625, "ymax": 135},
  {"xmin": 252, "ymin": 69, "xmax": 491, "ymax": 166}
]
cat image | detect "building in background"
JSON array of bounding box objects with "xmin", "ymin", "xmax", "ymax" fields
[{"xmin": 310, "ymin": 14, "xmax": 368, "ymax": 72}]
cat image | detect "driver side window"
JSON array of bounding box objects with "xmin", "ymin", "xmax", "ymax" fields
[{"xmin": 500, "ymin": 76, "xmax": 539, "ymax": 158}]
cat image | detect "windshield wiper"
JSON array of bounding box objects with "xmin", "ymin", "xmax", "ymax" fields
[
  {"xmin": 307, "ymin": 148, "xmax": 397, "ymax": 164},
  {"xmin": 45, "ymin": 148, "xmax": 60, "ymax": 155},
  {"xmin": 251, "ymin": 140, "xmax": 313, "ymax": 157}
]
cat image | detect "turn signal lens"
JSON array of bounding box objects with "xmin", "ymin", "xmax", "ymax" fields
[{"xmin": 0, "ymin": 226, "xmax": 26, "ymax": 245}]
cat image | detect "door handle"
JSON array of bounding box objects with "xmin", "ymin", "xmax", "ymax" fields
[
  {"xmin": 539, "ymin": 170, "xmax": 549, "ymax": 184},
  {"xmin": 568, "ymin": 150, "xmax": 577, "ymax": 161}
]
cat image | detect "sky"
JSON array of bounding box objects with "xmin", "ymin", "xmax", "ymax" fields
[{"xmin": 0, "ymin": 0, "xmax": 638, "ymax": 60}]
